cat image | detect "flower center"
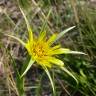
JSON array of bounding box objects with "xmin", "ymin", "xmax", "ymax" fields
[{"xmin": 32, "ymin": 42, "xmax": 48, "ymax": 58}]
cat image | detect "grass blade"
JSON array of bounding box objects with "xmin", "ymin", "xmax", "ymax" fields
[
  {"xmin": 61, "ymin": 67, "xmax": 78, "ymax": 84},
  {"xmin": 6, "ymin": 34, "xmax": 25, "ymax": 46},
  {"xmin": 54, "ymin": 26, "xmax": 75, "ymax": 43},
  {"xmin": 43, "ymin": 66, "xmax": 55, "ymax": 96},
  {"xmin": 21, "ymin": 58, "xmax": 35, "ymax": 77}
]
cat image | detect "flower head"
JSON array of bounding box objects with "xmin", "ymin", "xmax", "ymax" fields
[
  {"xmin": 8, "ymin": 26, "xmax": 85, "ymax": 69},
  {"xmin": 25, "ymin": 31, "xmax": 69, "ymax": 68}
]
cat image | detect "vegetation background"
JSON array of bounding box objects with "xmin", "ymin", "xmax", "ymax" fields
[{"xmin": 0, "ymin": 0, "xmax": 96, "ymax": 96}]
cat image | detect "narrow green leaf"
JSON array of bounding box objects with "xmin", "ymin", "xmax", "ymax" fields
[
  {"xmin": 19, "ymin": 7, "xmax": 33, "ymax": 42},
  {"xmin": 66, "ymin": 50, "xmax": 87, "ymax": 55},
  {"xmin": 54, "ymin": 26, "xmax": 75, "ymax": 43},
  {"xmin": 21, "ymin": 58, "xmax": 35, "ymax": 77},
  {"xmin": 6, "ymin": 34, "xmax": 25, "ymax": 46},
  {"xmin": 43, "ymin": 66, "xmax": 55, "ymax": 96},
  {"xmin": 61, "ymin": 67, "xmax": 78, "ymax": 84},
  {"xmin": 17, "ymin": 0, "xmax": 30, "ymax": 9}
]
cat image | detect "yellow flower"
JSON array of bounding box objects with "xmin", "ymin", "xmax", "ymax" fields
[
  {"xmin": 25, "ymin": 31, "xmax": 70, "ymax": 68},
  {"xmin": 8, "ymin": 28, "xmax": 85, "ymax": 74},
  {"xmin": 17, "ymin": 29, "xmax": 84, "ymax": 69}
]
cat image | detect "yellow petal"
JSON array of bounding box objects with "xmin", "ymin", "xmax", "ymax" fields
[
  {"xmin": 38, "ymin": 60, "xmax": 52, "ymax": 68},
  {"xmin": 47, "ymin": 34, "xmax": 57, "ymax": 46},
  {"xmin": 51, "ymin": 44, "xmax": 61, "ymax": 50},
  {"xmin": 47, "ymin": 57, "xmax": 64, "ymax": 67},
  {"xmin": 29, "ymin": 28, "xmax": 33, "ymax": 43},
  {"xmin": 50, "ymin": 48, "xmax": 85, "ymax": 55},
  {"xmin": 49, "ymin": 48, "xmax": 70, "ymax": 55},
  {"xmin": 25, "ymin": 40, "xmax": 33, "ymax": 55},
  {"xmin": 54, "ymin": 48, "xmax": 70, "ymax": 54}
]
